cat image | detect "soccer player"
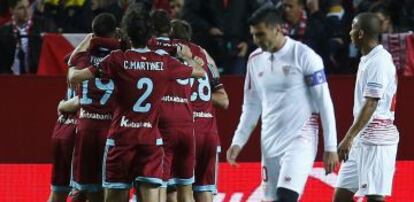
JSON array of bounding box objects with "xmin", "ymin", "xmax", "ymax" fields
[
  {"xmin": 226, "ymin": 6, "xmax": 338, "ymax": 202},
  {"xmin": 48, "ymin": 89, "xmax": 79, "ymax": 202},
  {"xmin": 170, "ymin": 19, "xmax": 229, "ymax": 202},
  {"xmin": 67, "ymin": 13, "xmax": 121, "ymax": 202},
  {"xmin": 68, "ymin": 4, "xmax": 205, "ymax": 202},
  {"xmin": 334, "ymin": 13, "xmax": 399, "ymax": 202},
  {"xmin": 147, "ymin": 10, "xmax": 196, "ymax": 202}
]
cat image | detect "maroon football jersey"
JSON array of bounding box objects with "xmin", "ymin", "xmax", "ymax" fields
[
  {"xmin": 148, "ymin": 37, "xmax": 194, "ymax": 126},
  {"xmin": 90, "ymin": 48, "xmax": 193, "ymax": 145},
  {"xmin": 71, "ymin": 38, "xmax": 121, "ymax": 122}
]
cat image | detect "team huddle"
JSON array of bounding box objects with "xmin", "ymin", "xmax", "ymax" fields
[{"xmin": 48, "ymin": 3, "xmax": 399, "ymax": 202}]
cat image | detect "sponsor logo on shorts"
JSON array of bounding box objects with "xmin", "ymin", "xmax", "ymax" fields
[
  {"xmin": 193, "ymin": 111, "xmax": 213, "ymax": 118},
  {"xmin": 120, "ymin": 116, "xmax": 152, "ymax": 128},
  {"xmin": 79, "ymin": 108, "xmax": 112, "ymax": 120}
]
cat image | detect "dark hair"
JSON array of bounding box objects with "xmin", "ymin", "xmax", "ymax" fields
[
  {"xmin": 8, "ymin": 0, "xmax": 22, "ymax": 8},
  {"xmin": 355, "ymin": 12, "xmax": 381, "ymax": 40},
  {"xmin": 151, "ymin": 9, "xmax": 171, "ymax": 36},
  {"xmin": 248, "ymin": 5, "xmax": 284, "ymax": 26},
  {"xmin": 170, "ymin": 19, "xmax": 192, "ymax": 41},
  {"xmin": 92, "ymin": 13, "xmax": 117, "ymax": 37},
  {"xmin": 371, "ymin": 4, "xmax": 391, "ymax": 18},
  {"xmin": 121, "ymin": 3, "xmax": 152, "ymax": 48}
]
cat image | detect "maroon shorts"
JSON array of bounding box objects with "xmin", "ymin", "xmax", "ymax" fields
[
  {"xmin": 51, "ymin": 120, "xmax": 76, "ymax": 192},
  {"xmin": 103, "ymin": 138, "xmax": 164, "ymax": 189},
  {"xmin": 71, "ymin": 119, "xmax": 110, "ymax": 191},
  {"xmin": 160, "ymin": 125, "xmax": 195, "ymax": 186},
  {"xmin": 193, "ymin": 133, "xmax": 220, "ymax": 193}
]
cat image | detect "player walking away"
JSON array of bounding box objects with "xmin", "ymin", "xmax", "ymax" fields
[
  {"xmin": 170, "ymin": 19, "xmax": 229, "ymax": 202},
  {"xmin": 67, "ymin": 13, "xmax": 122, "ymax": 202},
  {"xmin": 68, "ymin": 4, "xmax": 205, "ymax": 202},
  {"xmin": 147, "ymin": 10, "xmax": 196, "ymax": 202},
  {"xmin": 334, "ymin": 12, "xmax": 399, "ymax": 202},
  {"xmin": 226, "ymin": 6, "xmax": 338, "ymax": 202},
  {"xmin": 48, "ymin": 88, "xmax": 80, "ymax": 202}
]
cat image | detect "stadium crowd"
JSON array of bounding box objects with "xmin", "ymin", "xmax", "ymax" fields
[{"xmin": 0, "ymin": 0, "xmax": 413, "ymax": 75}]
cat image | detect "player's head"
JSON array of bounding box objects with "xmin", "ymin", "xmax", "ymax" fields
[
  {"xmin": 8, "ymin": 0, "xmax": 31, "ymax": 24},
  {"xmin": 281, "ymin": 0, "xmax": 305, "ymax": 25},
  {"xmin": 151, "ymin": 9, "xmax": 171, "ymax": 37},
  {"xmin": 248, "ymin": 5, "xmax": 284, "ymax": 51},
  {"xmin": 170, "ymin": 19, "xmax": 192, "ymax": 41},
  {"xmin": 349, "ymin": 12, "xmax": 381, "ymax": 48},
  {"xmin": 122, "ymin": 3, "xmax": 152, "ymax": 48},
  {"xmin": 92, "ymin": 13, "xmax": 117, "ymax": 38},
  {"xmin": 371, "ymin": 4, "xmax": 393, "ymax": 33}
]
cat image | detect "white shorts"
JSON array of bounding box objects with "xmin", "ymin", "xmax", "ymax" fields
[
  {"xmin": 261, "ymin": 133, "xmax": 318, "ymax": 201},
  {"xmin": 336, "ymin": 138, "xmax": 398, "ymax": 196}
]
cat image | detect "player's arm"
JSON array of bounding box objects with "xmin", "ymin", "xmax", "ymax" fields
[
  {"xmin": 338, "ymin": 97, "xmax": 378, "ymax": 160},
  {"xmin": 227, "ymin": 60, "xmax": 261, "ymax": 166},
  {"xmin": 68, "ymin": 67, "xmax": 94, "ymax": 84},
  {"xmin": 176, "ymin": 44, "xmax": 205, "ymax": 78},
  {"xmin": 212, "ymin": 88, "xmax": 229, "ymax": 110},
  {"xmin": 304, "ymin": 51, "xmax": 338, "ymax": 174},
  {"xmin": 57, "ymin": 96, "xmax": 80, "ymax": 113},
  {"xmin": 338, "ymin": 60, "xmax": 388, "ymax": 162},
  {"xmin": 68, "ymin": 33, "xmax": 93, "ymax": 65},
  {"xmin": 203, "ymin": 48, "xmax": 229, "ymax": 109}
]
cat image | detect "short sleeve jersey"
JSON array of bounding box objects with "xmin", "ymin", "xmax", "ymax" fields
[{"xmin": 94, "ymin": 48, "xmax": 193, "ymax": 145}]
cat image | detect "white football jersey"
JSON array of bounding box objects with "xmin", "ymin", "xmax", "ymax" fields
[
  {"xmin": 231, "ymin": 37, "xmax": 337, "ymax": 157},
  {"xmin": 354, "ymin": 45, "xmax": 399, "ymax": 145}
]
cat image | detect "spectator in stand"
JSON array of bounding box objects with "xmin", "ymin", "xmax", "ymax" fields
[
  {"xmin": 371, "ymin": 4, "xmax": 401, "ymax": 34},
  {"xmin": 325, "ymin": 0, "xmax": 353, "ymax": 74},
  {"xmin": 170, "ymin": 0, "xmax": 183, "ymax": 19},
  {"xmin": 41, "ymin": 0, "xmax": 93, "ymax": 33},
  {"xmin": 281, "ymin": 0, "xmax": 328, "ymax": 66},
  {"xmin": 182, "ymin": 0, "xmax": 261, "ymax": 75},
  {"xmin": 91, "ymin": 0, "xmax": 124, "ymax": 25},
  {"xmin": 0, "ymin": 0, "xmax": 57, "ymax": 74},
  {"xmin": 0, "ymin": 0, "xmax": 11, "ymax": 26}
]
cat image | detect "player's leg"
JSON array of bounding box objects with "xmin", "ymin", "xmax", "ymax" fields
[
  {"xmin": 172, "ymin": 126, "xmax": 195, "ymax": 202},
  {"xmin": 160, "ymin": 186, "xmax": 167, "ymax": 202},
  {"xmin": 366, "ymin": 195, "xmax": 385, "ymax": 202},
  {"xmin": 72, "ymin": 122, "xmax": 109, "ymax": 201},
  {"xmin": 102, "ymin": 139, "xmax": 134, "ymax": 202},
  {"xmin": 261, "ymin": 156, "xmax": 281, "ymax": 201},
  {"xmin": 276, "ymin": 131, "xmax": 319, "ymax": 201},
  {"xmin": 49, "ymin": 122, "xmax": 76, "ymax": 202},
  {"xmin": 356, "ymin": 142, "xmax": 397, "ymax": 201},
  {"xmin": 334, "ymin": 139, "xmax": 361, "ymax": 202},
  {"xmin": 193, "ymin": 134, "xmax": 220, "ymax": 202},
  {"xmin": 167, "ymin": 188, "xmax": 178, "ymax": 202},
  {"xmin": 104, "ymin": 189, "xmax": 130, "ymax": 202},
  {"xmin": 159, "ymin": 126, "xmax": 175, "ymax": 202},
  {"xmin": 135, "ymin": 144, "xmax": 164, "ymax": 202}
]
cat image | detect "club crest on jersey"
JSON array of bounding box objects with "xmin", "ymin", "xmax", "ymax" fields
[
  {"xmin": 282, "ymin": 66, "xmax": 290, "ymax": 76},
  {"xmin": 258, "ymin": 71, "xmax": 264, "ymax": 77}
]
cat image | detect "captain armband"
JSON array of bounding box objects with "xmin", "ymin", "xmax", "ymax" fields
[{"xmin": 305, "ymin": 70, "xmax": 327, "ymax": 86}]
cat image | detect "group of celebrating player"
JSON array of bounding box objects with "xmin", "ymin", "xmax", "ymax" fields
[
  {"xmin": 48, "ymin": 3, "xmax": 228, "ymax": 202},
  {"xmin": 47, "ymin": 3, "xmax": 399, "ymax": 202}
]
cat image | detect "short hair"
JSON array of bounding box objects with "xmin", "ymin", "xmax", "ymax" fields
[
  {"xmin": 355, "ymin": 12, "xmax": 381, "ymax": 40},
  {"xmin": 170, "ymin": 19, "xmax": 192, "ymax": 41},
  {"xmin": 92, "ymin": 13, "xmax": 117, "ymax": 37},
  {"xmin": 151, "ymin": 9, "xmax": 171, "ymax": 36},
  {"xmin": 248, "ymin": 5, "xmax": 284, "ymax": 26},
  {"xmin": 121, "ymin": 3, "xmax": 152, "ymax": 47}
]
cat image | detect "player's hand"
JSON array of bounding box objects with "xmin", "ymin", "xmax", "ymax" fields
[
  {"xmin": 323, "ymin": 151, "xmax": 339, "ymax": 175},
  {"xmin": 226, "ymin": 145, "xmax": 241, "ymax": 167},
  {"xmin": 338, "ymin": 136, "xmax": 354, "ymax": 162}
]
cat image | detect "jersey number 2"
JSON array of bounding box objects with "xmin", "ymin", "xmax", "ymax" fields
[{"xmin": 133, "ymin": 78, "xmax": 153, "ymax": 113}]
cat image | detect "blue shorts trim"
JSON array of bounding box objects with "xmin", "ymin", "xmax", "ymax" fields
[
  {"xmin": 102, "ymin": 181, "xmax": 132, "ymax": 189},
  {"xmin": 51, "ymin": 185, "xmax": 71, "ymax": 192},
  {"xmin": 135, "ymin": 177, "xmax": 163, "ymax": 186},
  {"xmin": 168, "ymin": 177, "xmax": 194, "ymax": 186},
  {"xmin": 193, "ymin": 185, "xmax": 217, "ymax": 194},
  {"xmin": 70, "ymin": 180, "xmax": 103, "ymax": 192}
]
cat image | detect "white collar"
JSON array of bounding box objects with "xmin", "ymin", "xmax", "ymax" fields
[{"xmin": 131, "ymin": 47, "xmax": 151, "ymax": 53}]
